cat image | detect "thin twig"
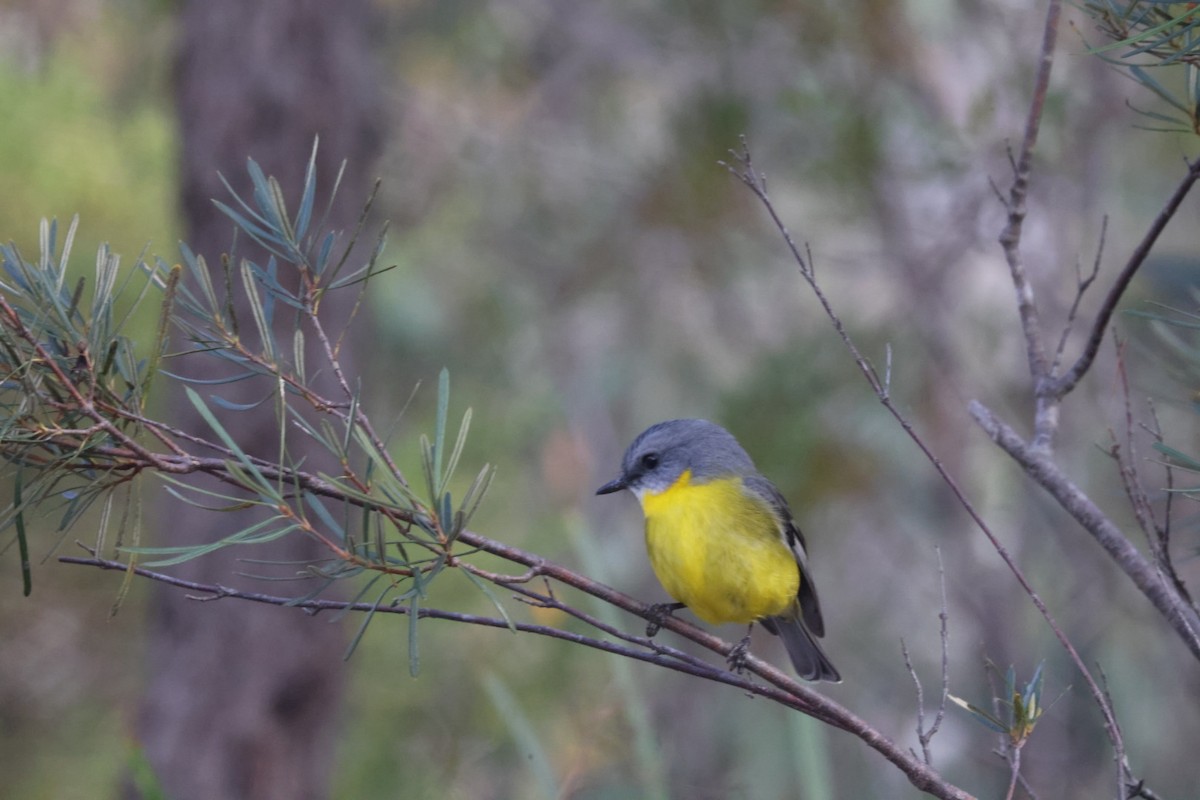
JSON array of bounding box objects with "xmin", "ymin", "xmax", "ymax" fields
[
  {"xmin": 1003, "ymin": 744, "xmax": 1023, "ymax": 800},
  {"xmin": 901, "ymin": 547, "xmax": 951, "ymax": 767},
  {"xmin": 1050, "ymin": 215, "xmax": 1105, "ymax": 374},
  {"xmin": 929, "ymin": 547, "xmax": 951, "ymax": 751},
  {"xmin": 900, "ymin": 638, "xmax": 929, "ymax": 763},
  {"xmin": 1108, "ymin": 337, "xmax": 1162, "ymax": 556},
  {"xmin": 1144, "ymin": 401, "xmax": 1195, "ymax": 610}
]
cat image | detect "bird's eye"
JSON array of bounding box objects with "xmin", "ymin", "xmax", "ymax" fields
[{"xmin": 640, "ymin": 453, "xmax": 659, "ymax": 470}]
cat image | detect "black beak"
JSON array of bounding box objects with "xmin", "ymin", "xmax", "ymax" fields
[{"xmin": 595, "ymin": 477, "xmax": 627, "ymax": 495}]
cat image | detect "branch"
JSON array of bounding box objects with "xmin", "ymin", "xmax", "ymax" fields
[
  {"xmin": 60, "ymin": 551, "xmax": 978, "ymax": 800},
  {"xmin": 997, "ymin": 0, "xmax": 1062, "ymax": 408},
  {"xmin": 902, "ymin": 547, "xmax": 951, "ymax": 766},
  {"xmin": 1050, "ymin": 155, "xmax": 1200, "ymax": 398},
  {"xmin": 726, "ymin": 139, "xmax": 1133, "ymax": 793},
  {"xmin": 970, "ymin": 400, "xmax": 1200, "ymax": 661}
]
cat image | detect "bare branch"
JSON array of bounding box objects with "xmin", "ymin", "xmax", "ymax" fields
[
  {"xmin": 59, "ymin": 550, "xmax": 977, "ymax": 800},
  {"xmin": 971, "ymin": 400, "xmax": 1200, "ymax": 661},
  {"xmin": 900, "ymin": 638, "xmax": 929, "ymax": 763},
  {"xmin": 1144, "ymin": 401, "xmax": 1195, "ymax": 611},
  {"xmin": 902, "ymin": 547, "xmax": 951, "ymax": 767},
  {"xmin": 1050, "ymin": 215, "xmax": 1105, "ymax": 374},
  {"xmin": 1051, "ymin": 156, "xmax": 1200, "ymax": 398},
  {"xmin": 728, "ymin": 135, "xmax": 1132, "ymax": 786},
  {"xmin": 997, "ymin": 0, "xmax": 1063, "ymax": 400}
]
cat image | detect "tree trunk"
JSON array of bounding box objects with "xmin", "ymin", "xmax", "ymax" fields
[{"xmin": 132, "ymin": 2, "xmax": 382, "ymax": 798}]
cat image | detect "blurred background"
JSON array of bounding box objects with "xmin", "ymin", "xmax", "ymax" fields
[{"xmin": 2, "ymin": 1, "xmax": 1199, "ymax": 798}]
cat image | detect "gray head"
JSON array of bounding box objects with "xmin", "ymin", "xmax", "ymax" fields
[{"xmin": 595, "ymin": 418, "xmax": 756, "ymax": 497}]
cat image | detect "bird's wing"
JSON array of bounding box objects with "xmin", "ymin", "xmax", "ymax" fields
[{"xmin": 744, "ymin": 475, "xmax": 826, "ymax": 638}]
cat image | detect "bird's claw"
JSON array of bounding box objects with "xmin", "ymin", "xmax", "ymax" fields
[
  {"xmin": 727, "ymin": 633, "xmax": 753, "ymax": 673},
  {"xmin": 645, "ymin": 602, "xmax": 684, "ymax": 637}
]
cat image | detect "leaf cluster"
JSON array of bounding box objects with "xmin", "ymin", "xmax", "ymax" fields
[
  {"xmin": 950, "ymin": 662, "xmax": 1050, "ymax": 748},
  {"xmin": 0, "ymin": 142, "xmax": 495, "ymax": 666},
  {"xmin": 1079, "ymin": 1, "xmax": 1200, "ymax": 132}
]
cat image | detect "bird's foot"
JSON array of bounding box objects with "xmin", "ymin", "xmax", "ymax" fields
[
  {"xmin": 645, "ymin": 602, "xmax": 686, "ymax": 637},
  {"xmin": 727, "ymin": 633, "xmax": 753, "ymax": 673}
]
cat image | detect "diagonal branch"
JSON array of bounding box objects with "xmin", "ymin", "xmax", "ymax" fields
[
  {"xmin": 725, "ymin": 139, "xmax": 1133, "ymax": 789},
  {"xmin": 60, "ymin": 551, "xmax": 976, "ymax": 800},
  {"xmin": 970, "ymin": 400, "xmax": 1200, "ymax": 661},
  {"xmin": 1049, "ymin": 156, "xmax": 1200, "ymax": 398}
]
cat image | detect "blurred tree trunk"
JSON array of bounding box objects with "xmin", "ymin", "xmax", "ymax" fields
[{"xmin": 130, "ymin": 2, "xmax": 382, "ymax": 799}]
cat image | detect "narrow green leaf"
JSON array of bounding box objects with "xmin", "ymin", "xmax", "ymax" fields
[
  {"xmin": 240, "ymin": 260, "xmax": 276, "ymax": 363},
  {"xmin": 267, "ymin": 175, "xmax": 297, "ymax": 245},
  {"xmin": 461, "ymin": 568, "xmax": 517, "ymax": 632},
  {"xmin": 344, "ymin": 578, "xmax": 392, "ymax": 660},
  {"xmin": 14, "ymin": 471, "xmax": 30, "ymax": 596},
  {"xmin": 949, "ymin": 694, "xmax": 1009, "ymax": 734},
  {"xmin": 142, "ymin": 264, "xmax": 181, "ymax": 408},
  {"xmin": 1087, "ymin": 5, "xmax": 1200, "ymax": 53},
  {"xmin": 217, "ymin": 168, "xmax": 272, "ymax": 229},
  {"xmin": 58, "ymin": 216, "xmax": 80, "ymax": 293},
  {"xmin": 208, "ymin": 393, "xmax": 272, "ymax": 412},
  {"xmin": 1154, "ymin": 441, "xmax": 1200, "ymax": 471},
  {"xmin": 304, "ymin": 494, "xmax": 346, "ymax": 541},
  {"xmin": 183, "ymin": 387, "xmax": 274, "ymax": 491},
  {"xmin": 407, "ymin": 592, "xmax": 421, "ymax": 677},
  {"xmin": 458, "ymin": 464, "xmax": 495, "ymax": 531},
  {"xmin": 295, "ymin": 138, "xmax": 318, "ymax": 243},
  {"xmin": 438, "ymin": 408, "xmax": 472, "ymax": 497},
  {"xmin": 329, "ymin": 571, "xmax": 384, "ymax": 621},
  {"xmin": 420, "ymin": 433, "xmax": 437, "ymax": 512},
  {"xmin": 92, "ymin": 245, "xmax": 120, "ymax": 329},
  {"xmin": 293, "ymin": 327, "xmax": 306, "ymax": 385},
  {"xmin": 342, "ymin": 386, "xmax": 360, "ymax": 457},
  {"xmin": 441, "ymin": 492, "xmax": 454, "ymax": 540},
  {"xmin": 212, "ymin": 199, "xmax": 286, "ymax": 253},
  {"xmin": 1129, "ymin": 64, "xmax": 1192, "ymax": 113},
  {"xmin": 1025, "ymin": 661, "xmax": 1045, "ymax": 707},
  {"xmin": 93, "ymin": 490, "xmax": 115, "ymax": 559},
  {"xmin": 434, "ymin": 368, "xmax": 449, "ymax": 488}
]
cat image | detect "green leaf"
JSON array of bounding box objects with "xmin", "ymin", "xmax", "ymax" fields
[
  {"xmin": 1154, "ymin": 441, "xmax": 1200, "ymax": 471},
  {"xmin": 344, "ymin": 577, "xmax": 391, "ymax": 660},
  {"xmin": 949, "ymin": 694, "xmax": 1009, "ymax": 735},
  {"xmin": 461, "ymin": 568, "xmax": 517, "ymax": 632},
  {"xmin": 457, "ymin": 464, "xmax": 494, "ymax": 532},
  {"xmin": 304, "ymin": 494, "xmax": 346, "ymax": 542},
  {"xmin": 240, "ymin": 260, "xmax": 276, "ymax": 363},
  {"xmin": 438, "ymin": 407, "xmax": 472, "ymax": 498},
  {"xmin": 407, "ymin": 591, "xmax": 421, "ymax": 677},
  {"xmin": 295, "ymin": 138, "xmax": 319, "ymax": 244},
  {"xmin": 14, "ymin": 471, "xmax": 30, "ymax": 596},
  {"xmin": 183, "ymin": 387, "xmax": 275, "ymax": 495},
  {"xmin": 434, "ymin": 367, "xmax": 449, "ymax": 489},
  {"xmin": 1086, "ymin": 5, "xmax": 1200, "ymax": 54}
]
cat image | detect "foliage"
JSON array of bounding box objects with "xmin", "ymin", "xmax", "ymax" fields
[
  {"xmin": 0, "ymin": 145, "xmax": 495, "ymax": 666},
  {"xmin": 5, "ymin": 2, "xmax": 1200, "ymax": 799},
  {"xmin": 1080, "ymin": 0, "xmax": 1200, "ymax": 131}
]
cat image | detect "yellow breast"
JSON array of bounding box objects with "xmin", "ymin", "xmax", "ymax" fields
[{"xmin": 638, "ymin": 470, "xmax": 800, "ymax": 625}]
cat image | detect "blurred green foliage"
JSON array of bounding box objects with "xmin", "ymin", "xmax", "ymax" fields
[{"xmin": 4, "ymin": 2, "xmax": 1200, "ymax": 799}]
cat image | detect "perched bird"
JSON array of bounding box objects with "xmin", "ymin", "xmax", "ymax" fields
[{"xmin": 596, "ymin": 418, "xmax": 840, "ymax": 682}]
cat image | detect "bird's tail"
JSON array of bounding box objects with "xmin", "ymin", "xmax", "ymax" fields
[{"xmin": 761, "ymin": 614, "xmax": 841, "ymax": 683}]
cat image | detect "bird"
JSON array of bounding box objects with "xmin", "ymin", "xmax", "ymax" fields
[{"xmin": 596, "ymin": 418, "xmax": 840, "ymax": 682}]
